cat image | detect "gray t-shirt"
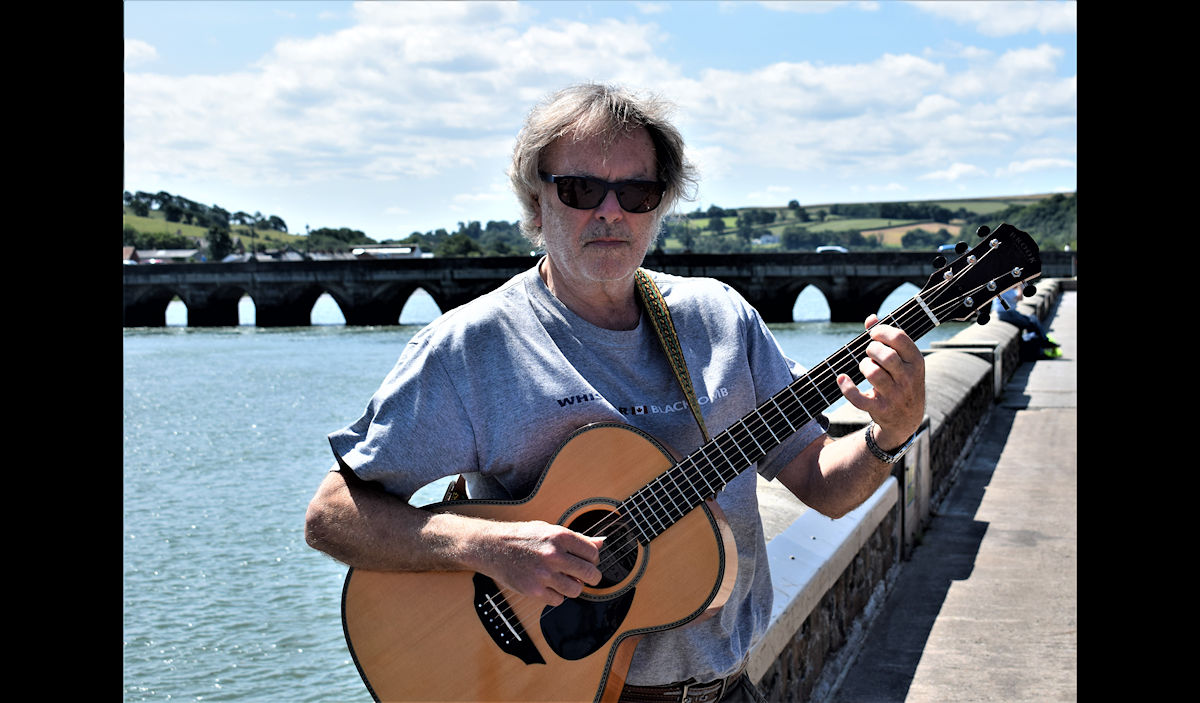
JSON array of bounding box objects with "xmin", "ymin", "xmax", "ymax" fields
[{"xmin": 328, "ymin": 263, "xmax": 827, "ymax": 685}]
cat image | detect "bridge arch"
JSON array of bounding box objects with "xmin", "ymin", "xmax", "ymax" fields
[
  {"xmin": 792, "ymin": 283, "xmax": 833, "ymax": 321},
  {"xmin": 825, "ymin": 276, "xmax": 925, "ymax": 323},
  {"xmin": 317, "ymin": 281, "xmax": 425, "ymax": 326},
  {"xmin": 234, "ymin": 283, "xmax": 315, "ymax": 327},
  {"xmin": 124, "ymin": 285, "xmax": 180, "ymax": 327},
  {"xmin": 187, "ymin": 284, "xmax": 248, "ymax": 326}
]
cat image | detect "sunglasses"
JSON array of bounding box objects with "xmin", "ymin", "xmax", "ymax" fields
[{"xmin": 539, "ymin": 172, "xmax": 666, "ymax": 214}]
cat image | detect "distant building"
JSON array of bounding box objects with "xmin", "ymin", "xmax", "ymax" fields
[
  {"xmin": 351, "ymin": 245, "xmax": 433, "ymax": 259},
  {"xmin": 135, "ymin": 248, "xmax": 202, "ymax": 263}
]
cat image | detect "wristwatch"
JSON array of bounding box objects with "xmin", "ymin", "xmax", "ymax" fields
[{"xmin": 864, "ymin": 422, "xmax": 919, "ymax": 464}]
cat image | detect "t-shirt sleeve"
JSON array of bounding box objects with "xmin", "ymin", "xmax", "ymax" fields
[
  {"xmin": 735, "ymin": 290, "xmax": 830, "ymax": 481},
  {"xmin": 326, "ymin": 332, "xmax": 477, "ymax": 502}
]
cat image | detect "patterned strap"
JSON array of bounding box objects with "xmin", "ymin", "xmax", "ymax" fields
[{"xmin": 634, "ymin": 268, "xmax": 710, "ymax": 443}]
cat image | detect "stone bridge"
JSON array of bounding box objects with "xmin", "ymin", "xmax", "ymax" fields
[{"xmin": 122, "ymin": 250, "xmax": 1077, "ymax": 327}]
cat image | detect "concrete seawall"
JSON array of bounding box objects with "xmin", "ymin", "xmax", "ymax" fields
[{"xmin": 749, "ymin": 277, "xmax": 1074, "ymax": 701}]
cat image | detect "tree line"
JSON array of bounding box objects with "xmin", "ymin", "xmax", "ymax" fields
[
  {"xmin": 125, "ymin": 190, "xmax": 288, "ymax": 233},
  {"xmin": 124, "ymin": 188, "xmax": 1076, "ymax": 261},
  {"xmin": 962, "ymin": 193, "xmax": 1076, "ymax": 252}
]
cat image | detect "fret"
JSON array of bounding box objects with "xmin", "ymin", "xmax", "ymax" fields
[
  {"xmin": 755, "ymin": 409, "xmax": 781, "ymax": 445},
  {"xmin": 693, "ymin": 448, "xmax": 718, "ymax": 495},
  {"xmin": 639, "ymin": 488, "xmax": 668, "ymax": 535},
  {"xmin": 623, "ymin": 500, "xmax": 652, "ymax": 544},
  {"xmin": 662, "ymin": 476, "xmax": 688, "ymax": 521},
  {"xmin": 655, "ymin": 474, "xmax": 683, "ymax": 518},
  {"xmin": 710, "ymin": 437, "xmax": 740, "ymax": 477},
  {"xmin": 666, "ymin": 472, "xmax": 693, "ymax": 516},
  {"xmin": 724, "ymin": 437, "xmax": 753, "ymax": 478},
  {"xmin": 770, "ymin": 397, "xmax": 796, "ymax": 433},
  {"xmin": 776, "ymin": 402, "xmax": 799, "ymax": 435},
  {"xmin": 744, "ymin": 415, "xmax": 763, "ymax": 453},
  {"xmin": 783, "ymin": 385, "xmax": 814, "ymax": 425},
  {"xmin": 806, "ymin": 373, "xmax": 832, "ymax": 406},
  {"xmin": 676, "ymin": 461, "xmax": 705, "ymax": 502}
]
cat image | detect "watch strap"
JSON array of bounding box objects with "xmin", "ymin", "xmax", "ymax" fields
[{"xmin": 864, "ymin": 422, "xmax": 917, "ymax": 464}]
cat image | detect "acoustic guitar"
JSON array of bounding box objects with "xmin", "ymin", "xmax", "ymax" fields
[{"xmin": 340, "ymin": 224, "xmax": 1043, "ymax": 702}]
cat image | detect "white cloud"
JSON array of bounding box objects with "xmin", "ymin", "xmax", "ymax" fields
[
  {"xmin": 918, "ymin": 162, "xmax": 988, "ymax": 181},
  {"xmin": 124, "ymin": 38, "xmax": 158, "ymax": 69},
  {"xmin": 757, "ymin": 1, "xmax": 880, "ymax": 14},
  {"xmin": 908, "ymin": 1, "xmax": 1077, "ymax": 36},
  {"xmin": 633, "ymin": 2, "xmax": 671, "ymax": 14},
  {"xmin": 910, "ymin": 94, "xmax": 961, "ymax": 119},
  {"xmin": 125, "ymin": 7, "xmax": 678, "ymax": 189},
  {"xmin": 995, "ymin": 158, "xmax": 1076, "ymax": 176}
]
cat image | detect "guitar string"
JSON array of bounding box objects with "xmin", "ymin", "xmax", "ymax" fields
[{"xmin": 488, "ymin": 267, "xmax": 1009, "ymax": 629}]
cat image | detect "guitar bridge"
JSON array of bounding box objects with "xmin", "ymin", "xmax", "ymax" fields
[{"xmin": 472, "ymin": 573, "xmax": 546, "ymax": 666}]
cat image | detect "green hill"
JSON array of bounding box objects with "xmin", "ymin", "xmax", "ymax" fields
[{"xmin": 123, "ymin": 189, "xmax": 1076, "ymax": 260}]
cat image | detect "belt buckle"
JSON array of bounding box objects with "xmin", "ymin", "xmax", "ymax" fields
[{"xmin": 679, "ymin": 678, "xmax": 726, "ymax": 703}]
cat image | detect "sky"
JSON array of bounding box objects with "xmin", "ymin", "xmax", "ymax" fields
[{"xmin": 123, "ymin": 1, "xmax": 1077, "ymax": 241}]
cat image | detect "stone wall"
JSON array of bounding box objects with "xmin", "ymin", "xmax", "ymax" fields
[
  {"xmin": 754, "ymin": 508, "xmax": 898, "ymax": 702},
  {"xmin": 748, "ymin": 278, "xmax": 1067, "ymax": 701}
]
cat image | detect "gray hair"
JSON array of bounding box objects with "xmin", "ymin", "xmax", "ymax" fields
[{"xmin": 508, "ymin": 83, "xmax": 699, "ymax": 247}]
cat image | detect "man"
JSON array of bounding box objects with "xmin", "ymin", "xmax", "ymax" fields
[
  {"xmin": 994, "ymin": 285, "xmax": 1059, "ymax": 357},
  {"xmin": 305, "ymin": 83, "xmax": 925, "ymax": 702}
]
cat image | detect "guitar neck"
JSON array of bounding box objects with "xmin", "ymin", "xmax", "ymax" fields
[{"xmin": 619, "ymin": 296, "xmax": 939, "ymax": 543}]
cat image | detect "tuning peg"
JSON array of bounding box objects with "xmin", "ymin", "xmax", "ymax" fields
[
  {"xmin": 1022, "ymin": 283, "xmax": 1037, "ymax": 297},
  {"xmin": 954, "ymin": 242, "xmax": 968, "ymax": 255},
  {"xmin": 976, "ymin": 225, "xmax": 991, "ymax": 238},
  {"xmin": 997, "ymin": 297, "xmax": 1011, "ymax": 311},
  {"xmin": 932, "ymin": 255, "xmax": 947, "ymax": 268},
  {"xmin": 976, "ymin": 311, "xmax": 990, "ymax": 325}
]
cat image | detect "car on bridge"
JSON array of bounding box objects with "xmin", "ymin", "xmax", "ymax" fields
[{"xmin": 815, "ymin": 245, "xmax": 848, "ymax": 254}]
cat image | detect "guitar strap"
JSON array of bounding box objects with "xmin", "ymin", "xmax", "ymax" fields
[
  {"xmin": 633, "ymin": 268, "xmax": 711, "ymax": 443},
  {"xmin": 442, "ymin": 267, "xmax": 709, "ymax": 504}
]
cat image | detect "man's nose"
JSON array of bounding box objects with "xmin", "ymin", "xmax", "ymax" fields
[{"xmin": 593, "ymin": 189, "xmax": 624, "ymax": 221}]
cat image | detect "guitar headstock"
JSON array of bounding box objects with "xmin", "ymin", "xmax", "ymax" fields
[{"xmin": 920, "ymin": 223, "xmax": 1042, "ymax": 324}]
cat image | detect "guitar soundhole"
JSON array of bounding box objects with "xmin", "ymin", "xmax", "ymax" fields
[{"xmin": 567, "ymin": 508, "xmax": 640, "ymax": 588}]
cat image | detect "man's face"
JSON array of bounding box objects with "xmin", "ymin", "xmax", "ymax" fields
[{"xmin": 534, "ymin": 127, "xmax": 662, "ymax": 288}]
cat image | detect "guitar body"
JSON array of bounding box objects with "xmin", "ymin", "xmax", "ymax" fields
[{"xmin": 341, "ymin": 423, "xmax": 739, "ymax": 702}]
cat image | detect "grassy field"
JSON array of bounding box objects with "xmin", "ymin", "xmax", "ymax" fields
[
  {"xmin": 123, "ymin": 209, "xmax": 300, "ymax": 248},
  {"xmin": 673, "ymin": 194, "xmax": 1059, "ymax": 250}
]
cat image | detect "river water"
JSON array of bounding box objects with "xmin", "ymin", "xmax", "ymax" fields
[{"xmin": 122, "ymin": 283, "xmax": 964, "ymax": 702}]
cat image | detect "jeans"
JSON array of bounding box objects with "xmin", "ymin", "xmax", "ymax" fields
[{"xmin": 721, "ymin": 673, "xmax": 767, "ymax": 703}]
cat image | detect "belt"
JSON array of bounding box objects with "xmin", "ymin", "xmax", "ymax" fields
[{"xmin": 618, "ymin": 666, "xmax": 746, "ymax": 703}]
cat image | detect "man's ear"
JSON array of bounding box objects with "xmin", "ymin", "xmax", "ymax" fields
[{"xmin": 531, "ymin": 193, "xmax": 542, "ymax": 229}]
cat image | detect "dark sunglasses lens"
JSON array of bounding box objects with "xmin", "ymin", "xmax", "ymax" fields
[
  {"xmin": 556, "ymin": 177, "xmax": 662, "ymax": 213},
  {"xmin": 557, "ymin": 177, "xmax": 603, "ymax": 209},
  {"xmin": 616, "ymin": 183, "xmax": 663, "ymax": 213}
]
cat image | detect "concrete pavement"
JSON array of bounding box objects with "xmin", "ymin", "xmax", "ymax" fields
[{"xmin": 825, "ymin": 290, "xmax": 1077, "ymax": 702}]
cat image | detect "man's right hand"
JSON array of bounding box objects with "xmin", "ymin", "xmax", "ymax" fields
[
  {"xmin": 306, "ymin": 469, "xmax": 604, "ymax": 608},
  {"xmin": 472, "ymin": 520, "xmax": 605, "ymax": 607}
]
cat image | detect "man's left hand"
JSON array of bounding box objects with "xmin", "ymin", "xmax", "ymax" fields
[{"xmin": 835, "ymin": 314, "xmax": 925, "ymax": 449}]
